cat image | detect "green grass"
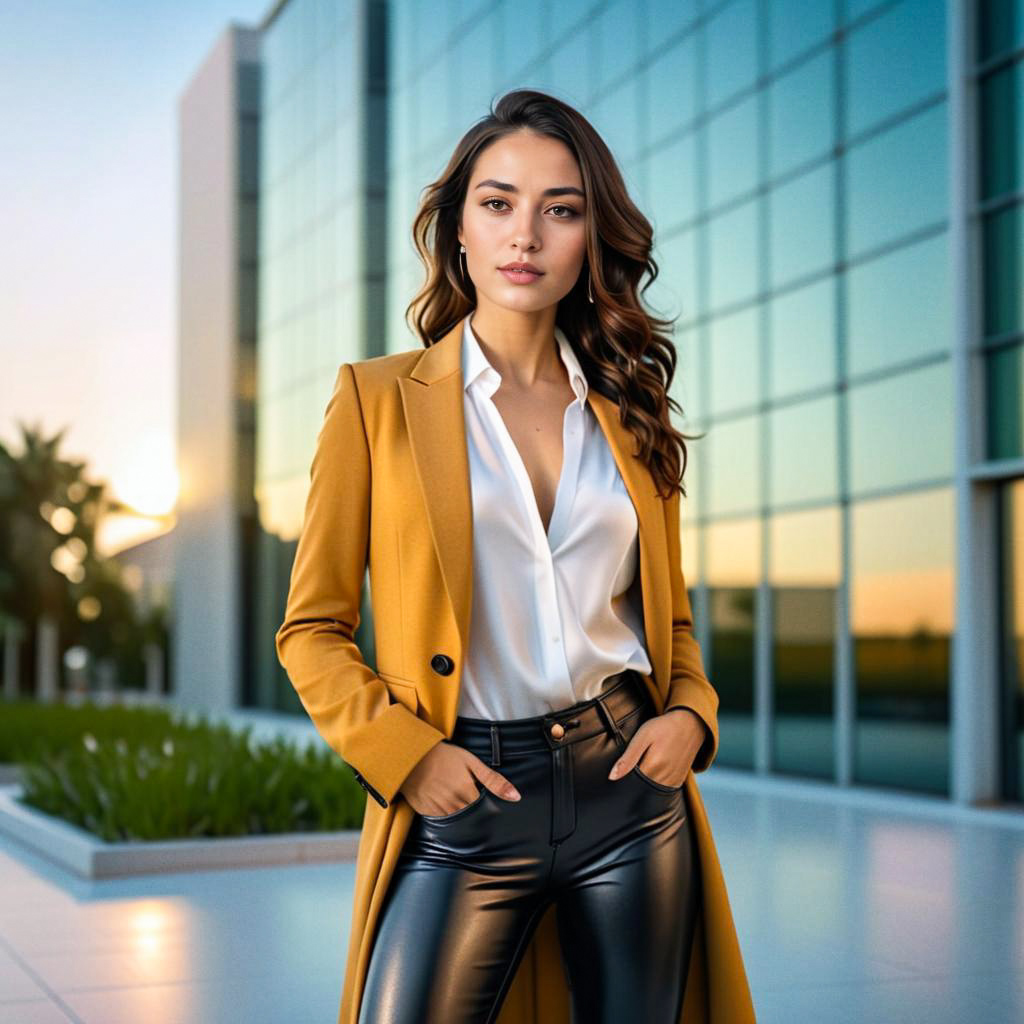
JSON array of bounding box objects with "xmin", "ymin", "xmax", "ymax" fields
[{"xmin": 0, "ymin": 699, "xmax": 366, "ymax": 841}]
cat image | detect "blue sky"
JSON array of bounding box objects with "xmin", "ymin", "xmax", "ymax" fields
[{"xmin": 0, "ymin": 0, "xmax": 268, "ymax": 547}]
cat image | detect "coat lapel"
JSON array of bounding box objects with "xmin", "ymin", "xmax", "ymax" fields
[{"xmin": 397, "ymin": 313, "xmax": 671, "ymax": 698}]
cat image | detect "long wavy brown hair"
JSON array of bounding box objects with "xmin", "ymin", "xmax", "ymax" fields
[{"xmin": 405, "ymin": 88, "xmax": 700, "ymax": 500}]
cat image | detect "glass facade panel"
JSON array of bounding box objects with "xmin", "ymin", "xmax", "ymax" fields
[
  {"xmin": 644, "ymin": 35, "xmax": 699, "ymax": 147},
  {"xmin": 707, "ymin": 93, "xmax": 759, "ymax": 208},
  {"xmin": 450, "ymin": 9, "xmax": 500, "ymax": 141},
  {"xmin": 846, "ymin": 232, "xmax": 952, "ymax": 376},
  {"xmin": 846, "ymin": 101, "xmax": 948, "ymax": 258},
  {"xmin": 647, "ymin": 132, "xmax": 699, "ymax": 234},
  {"xmin": 981, "ymin": 203, "xmax": 1024, "ymax": 339},
  {"xmin": 242, "ymin": 0, "xmax": 989, "ymax": 806},
  {"xmin": 256, "ymin": 0, "xmax": 370, "ymax": 711},
  {"xmin": 770, "ymin": 506, "xmax": 841, "ymax": 779},
  {"xmin": 844, "ymin": 0, "xmax": 947, "ymax": 139},
  {"xmin": 669, "ymin": 324, "xmax": 703, "ymax": 426},
  {"xmin": 978, "ymin": 0, "xmax": 1024, "ymax": 62},
  {"xmin": 597, "ymin": 0, "xmax": 640, "ymax": 86},
  {"xmin": 769, "ymin": 162, "xmax": 836, "ymax": 288},
  {"xmin": 769, "ymin": 276, "xmax": 837, "ymax": 399},
  {"xmin": 768, "ymin": 49, "xmax": 835, "ymax": 178},
  {"xmin": 851, "ymin": 488, "xmax": 953, "ymax": 794},
  {"xmin": 708, "ymin": 197, "xmax": 760, "ymax": 312},
  {"xmin": 647, "ymin": 228, "xmax": 699, "ymax": 323},
  {"xmin": 646, "ymin": 0, "xmax": 700, "ymax": 48},
  {"xmin": 769, "ymin": 394, "xmax": 839, "ymax": 507},
  {"xmin": 987, "ymin": 341, "xmax": 1024, "ymax": 460},
  {"xmin": 590, "ymin": 76, "xmax": 642, "ymax": 165},
  {"xmin": 704, "ymin": 0, "xmax": 758, "ymax": 108},
  {"xmin": 706, "ymin": 415, "xmax": 761, "ymax": 517},
  {"xmin": 998, "ymin": 478, "xmax": 1024, "ymax": 804},
  {"xmin": 979, "ymin": 59, "xmax": 1024, "ymax": 201},
  {"xmin": 709, "ymin": 305, "xmax": 760, "ymax": 416},
  {"xmin": 767, "ymin": 0, "xmax": 836, "ymax": 70},
  {"xmin": 707, "ymin": 517, "xmax": 761, "ymax": 769},
  {"xmin": 848, "ymin": 361, "xmax": 954, "ymax": 494}
]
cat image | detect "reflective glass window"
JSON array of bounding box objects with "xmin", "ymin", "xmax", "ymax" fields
[
  {"xmin": 846, "ymin": 232, "xmax": 951, "ymax": 376},
  {"xmin": 708, "ymin": 93, "xmax": 760, "ymax": 208},
  {"xmin": 851, "ymin": 487, "xmax": 953, "ymax": 794},
  {"xmin": 987, "ymin": 341, "xmax": 1024, "ymax": 460},
  {"xmin": 706, "ymin": 414, "xmax": 762, "ymax": 517},
  {"xmin": 846, "ymin": 102, "xmax": 948, "ymax": 258},
  {"xmin": 645, "ymin": 34, "xmax": 699, "ymax": 147},
  {"xmin": 769, "ymin": 394, "xmax": 839, "ymax": 507},
  {"xmin": 709, "ymin": 305, "xmax": 760, "ymax": 416},
  {"xmin": 848, "ymin": 361, "xmax": 954, "ymax": 494},
  {"xmin": 845, "ymin": 0, "xmax": 946, "ymax": 139},
  {"xmin": 982, "ymin": 203, "xmax": 1024, "ymax": 339},
  {"xmin": 708, "ymin": 197, "xmax": 760, "ymax": 312},
  {"xmin": 768, "ymin": 49, "xmax": 836, "ymax": 178},
  {"xmin": 767, "ymin": 0, "xmax": 836, "ymax": 70},
  {"xmin": 769, "ymin": 162, "xmax": 836, "ymax": 288},
  {"xmin": 707, "ymin": 516, "xmax": 762, "ymax": 769},
  {"xmin": 770, "ymin": 276, "xmax": 838, "ymax": 399},
  {"xmin": 705, "ymin": 0, "xmax": 758, "ymax": 108},
  {"xmin": 770, "ymin": 506, "xmax": 842, "ymax": 779}
]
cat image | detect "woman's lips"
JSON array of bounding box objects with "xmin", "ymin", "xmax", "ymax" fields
[{"xmin": 498, "ymin": 267, "xmax": 543, "ymax": 284}]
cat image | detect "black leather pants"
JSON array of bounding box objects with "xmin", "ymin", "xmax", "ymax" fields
[{"xmin": 357, "ymin": 669, "xmax": 701, "ymax": 1024}]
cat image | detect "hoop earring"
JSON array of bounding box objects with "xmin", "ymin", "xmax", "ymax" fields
[
  {"xmin": 587, "ymin": 270, "xmax": 595, "ymax": 304},
  {"xmin": 459, "ymin": 244, "xmax": 467, "ymax": 284}
]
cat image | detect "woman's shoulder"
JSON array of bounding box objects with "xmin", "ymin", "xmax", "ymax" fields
[{"xmin": 343, "ymin": 347, "xmax": 424, "ymax": 392}]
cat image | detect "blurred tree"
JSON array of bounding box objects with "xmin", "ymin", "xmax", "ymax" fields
[{"xmin": 0, "ymin": 422, "xmax": 165, "ymax": 696}]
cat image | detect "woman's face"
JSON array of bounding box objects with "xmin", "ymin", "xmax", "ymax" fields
[{"xmin": 458, "ymin": 130, "xmax": 588, "ymax": 315}]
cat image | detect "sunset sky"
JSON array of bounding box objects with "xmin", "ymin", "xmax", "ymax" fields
[{"xmin": 0, "ymin": 0, "xmax": 266, "ymax": 552}]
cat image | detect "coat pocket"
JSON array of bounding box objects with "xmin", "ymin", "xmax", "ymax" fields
[{"xmin": 378, "ymin": 672, "xmax": 419, "ymax": 714}]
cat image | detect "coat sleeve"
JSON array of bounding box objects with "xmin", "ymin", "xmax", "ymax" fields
[
  {"xmin": 661, "ymin": 485, "xmax": 720, "ymax": 772},
  {"xmin": 275, "ymin": 362, "xmax": 447, "ymax": 808}
]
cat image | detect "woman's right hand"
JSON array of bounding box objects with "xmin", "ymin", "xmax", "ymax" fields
[{"xmin": 399, "ymin": 741, "xmax": 521, "ymax": 817}]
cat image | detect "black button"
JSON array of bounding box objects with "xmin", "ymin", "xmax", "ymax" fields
[{"xmin": 430, "ymin": 653, "xmax": 455, "ymax": 676}]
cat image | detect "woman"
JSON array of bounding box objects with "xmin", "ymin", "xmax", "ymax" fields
[{"xmin": 276, "ymin": 89, "xmax": 755, "ymax": 1024}]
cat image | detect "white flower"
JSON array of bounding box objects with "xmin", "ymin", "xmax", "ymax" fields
[
  {"xmin": 162, "ymin": 738, "xmax": 174, "ymax": 757},
  {"xmin": 82, "ymin": 733, "xmax": 98, "ymax": 754}
]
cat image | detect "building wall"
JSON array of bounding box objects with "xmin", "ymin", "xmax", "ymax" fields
[
  {"xmin": 976, "ymin": 0, "xmax": 1024, "ymax": 801},
  {"xmin": 175, "ymin": 24, "xmax": 261, "ymax": 714},
  {"xmin": 240, "ymin": 0, "xmax": 1024, "ymax": 804},
  {"xmin": 254, "ymin": 0, "xmax": 385, "ymax": 712}
]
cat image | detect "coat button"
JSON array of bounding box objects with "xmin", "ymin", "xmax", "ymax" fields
[{"xmin": 430, "ymin": 653, "xmax": 455, "ymax": 676}]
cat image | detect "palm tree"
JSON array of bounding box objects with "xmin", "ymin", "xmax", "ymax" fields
[{"xmin": 0, "ymin": 421, "xmax": 145, "ymax": 697}]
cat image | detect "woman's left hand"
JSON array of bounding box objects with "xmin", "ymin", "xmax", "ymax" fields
[{"xmin": 607, "ymin": 708, "xmax": 704, "ymax": 788}]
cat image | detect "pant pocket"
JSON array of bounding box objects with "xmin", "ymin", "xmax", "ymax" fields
[{"xmin": 420, "ymin": 780, "xmax": 489, "ymax": 824}]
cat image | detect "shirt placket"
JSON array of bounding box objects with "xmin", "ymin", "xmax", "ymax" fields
[{"xmin": 477, "ymin": 380, "xmax": 582, "ymax": 703}]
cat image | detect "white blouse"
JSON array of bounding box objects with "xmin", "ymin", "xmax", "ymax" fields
[{"xmin": 458, "ymin": 315, "xmax": 654, "ymax": 721}]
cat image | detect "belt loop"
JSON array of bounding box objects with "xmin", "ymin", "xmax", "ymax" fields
[
  {"xmin": 594, "ymin": 693, "xmax": 626, "ymax": 751},
  {"xmin": 490, "ymin": 724, "xmax": 501, "ymax": 767}
]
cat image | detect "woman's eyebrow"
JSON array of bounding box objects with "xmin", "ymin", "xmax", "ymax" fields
[{"xmin": 473, "ymin": 178, "xmax": 585, "ymax": 199}]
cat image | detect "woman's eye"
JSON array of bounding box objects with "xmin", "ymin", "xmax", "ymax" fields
[{"xmin": 482, "ymin": 199, "xmax": 579, "ymax": 218}]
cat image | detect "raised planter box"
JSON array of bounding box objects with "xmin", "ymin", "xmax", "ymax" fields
[{"xmin": 0, "ymin": 784, "xmax": 362, "ymax": 880}]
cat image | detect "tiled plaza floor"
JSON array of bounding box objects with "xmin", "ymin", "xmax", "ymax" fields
[{"xmin": 0, "ymin": 768, "xmax": 1021, "ymax": 1023}]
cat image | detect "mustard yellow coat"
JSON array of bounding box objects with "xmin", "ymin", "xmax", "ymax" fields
[{"xmin": 275, "ymin": 313, "xmax": 757, "ymax": 1024}]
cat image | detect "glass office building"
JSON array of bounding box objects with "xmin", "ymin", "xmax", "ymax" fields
[{"xmin": 246, "ymin": 0, "xmax": 1024, "ymax": 807}]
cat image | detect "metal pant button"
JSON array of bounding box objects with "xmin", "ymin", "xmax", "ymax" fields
[{"xmin": 550, "ymin": 722, "xmax": 565, "ymax": 740}]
